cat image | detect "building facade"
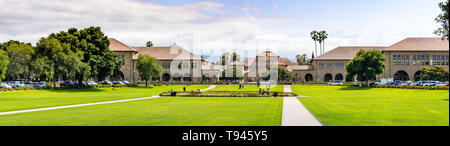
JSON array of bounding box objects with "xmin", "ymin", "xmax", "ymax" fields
[
  {"xmin": 291, "ymin": 38, "xmax": 449, "ymax": 82},
  {"xmin": 110, "ymin": 37, "xmax": 449, "ymax": 82}
]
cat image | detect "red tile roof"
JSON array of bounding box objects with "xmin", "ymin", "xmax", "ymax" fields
[
  {"xmin": 313, "ymin": 46, "xmax": 387, "ymax": 61},
  {"xmin": 384, "ymin": 37, "xmax": 449, "ymax": 52},
  {"xmin": 133, "ymin": 45, "xmax": 203, "ymax": 60},
  {"xmin": 108, "ymin": 38, "xmax": 138, "ymax": 52}
]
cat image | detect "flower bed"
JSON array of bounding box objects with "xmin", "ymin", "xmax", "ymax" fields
[
  {"xmin": 374, "ymin": 85, "xmax": 449, "ymax": 90},
  {"xmin": 160, "ymin": 91, "xmax": 298, "ymax": 97}
]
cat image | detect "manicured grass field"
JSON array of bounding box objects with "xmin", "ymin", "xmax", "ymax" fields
[
  {"xmin": 0, "ymin": 85, "xmax": 208, "ymax": 112},
  {"xmin": 292, "ymin": 85, "xmax": 449, "ymax": 126},
  {"xmin": 210, "ymin": 84, "xmax": 284, "ymax": 92},
  {"xmin": 0, "ymin": 97, "xmax": 283, "ymax": 126}
]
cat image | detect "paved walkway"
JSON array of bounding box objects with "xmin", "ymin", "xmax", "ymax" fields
[
  {"xmin": 282, "ymin": 85, "xmax": 322, "ymax": 126},
  {"xmin": 201, "ymin": 85, "xmax": 216, "ymax": 91},
  {"xmin": 0, "ymin": 85, "xmax": 217, "ymax": 116}
]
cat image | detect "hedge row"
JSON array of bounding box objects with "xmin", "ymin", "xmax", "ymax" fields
[
  {"xmin": 374, "ymin": 85, "xmax": 449, "ymax": 90},
  {"xmin": 0, "ymin": 87, "xmax": 43, "ymax": 92}
]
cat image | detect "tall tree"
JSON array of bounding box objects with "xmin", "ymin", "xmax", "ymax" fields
[
  {"xmin": 136, "ymin": 54, "xmax": 162, "ymax": 86},
  {"xmin": 5, "ymin": 43, "xmax": 35, "ymax": 81},
  {"xmin": 310, "ymin": 31, "xmax": 319, "ymax": 56},
  {"xmin": 318, "ymin": 31, "xmax": 328, "ymax": 55},
  {"xmin": 146, "ymin": 41, "xmax": 153, "ymax": 47},
  {"xmin": 50, "ymin": 26, "xmax": 120, "ymax": 82},
  {"xmin": 30, "ymin": 57, "xmax": 54, "ymax": 82},
  {"xmin": 434, "ymin": 1, "xmax": 449, "ymax": 40},
  {"xmin": 34, "ymin": 37, "xmax": 83, "ymax": 88},
  {"xmin": 232, "ymin": 52, "xmax": 239, "ymax": 62},
  {"xmin": 346, "ymin": 49, "xmax": 386, "ymax": 86},
  {"xmin": 0, "ymin": 50, "xmax": 8, "ymax": 84}
]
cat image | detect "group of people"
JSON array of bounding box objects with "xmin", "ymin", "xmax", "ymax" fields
[{"xmin": 258, "ymin": 88, "xmax": 271, "ymax": 96}]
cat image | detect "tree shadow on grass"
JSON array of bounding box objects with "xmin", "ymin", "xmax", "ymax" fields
[
  {"xmin": 338, "ymin": 86, "xmax": 372, "ymax": 91},
  {"xmin": 443, "ymin": 99, "xmax": 449, "ymax": 101}
]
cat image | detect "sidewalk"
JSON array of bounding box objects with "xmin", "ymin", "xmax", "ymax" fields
[{"xmin": 282, "ymin": 85, "xmax": 322, "ymax": 126}]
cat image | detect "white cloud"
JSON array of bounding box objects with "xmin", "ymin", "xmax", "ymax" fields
[{"xmin": 0, "ymin": 0, "xmax": 440, "ymax": 62}]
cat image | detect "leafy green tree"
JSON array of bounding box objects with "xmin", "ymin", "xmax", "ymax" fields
[
  {"xmin": 261, "ymin": 67, "xmax": 291, "ymax": 82},
  {"xmin": 50, "ymin": 26, "xmax": 120, "ymax": 82},
  {"xmin": 146, "ymin": 41, "xmax": 153, "ymax": 47},
  {"xmin": 0, "ymin": 40, "xmax": 32, "ymax": 51},
  {"xmin": 5, "ymin": 43, "xmax": 35, "ymax": 81},
  {"xmin": 34, "ymin": 37, "xmax": 84, "ymax": 88},
  {"xmin": 346, "ymin": 49, "xmax": 386, "ymax": 86},
  {"xmin": 136, "ymin": 55, "xmax": 163, "ymax": 86},
  {"xmin": 220, "ymin": 66, "xmax": 244, "ymax": 81},
  {"xmin": 434, "ymin": 1, "xmax": 449, "ymax": 40},
  {"xmin": 0, "ymin": 50, "xmax": 9, "ymax": 84},
  {"xmin": 30, "ymin": 57, "xmax": 54, "ymax": 82},
  {"xmin": 420, "ymin": 66, "xmax": 449, "ymax": 81}
]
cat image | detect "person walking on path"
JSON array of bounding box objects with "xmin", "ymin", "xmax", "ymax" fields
[{"xmin": 183, "ymin": 87, "xmax": 186, "ymax": 92}]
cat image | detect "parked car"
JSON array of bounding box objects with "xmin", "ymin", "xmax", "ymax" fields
[
  {"xmin": 102, "ymin": 80, "xmax": 113, "ymax": 85},
  {"xmin": 328, "ymin": 80, "xmax": 343, "ymax": 86},
  {"xmin": 1, "ymin": 82, "xmax": 12, "ymax": 89},
  {"xmin": 33, "ymin": 83, "xmax": 47, "ymax": 88},
  {"xmin": 423, "ymin": 81, "xmax": 439, "ymax": 86},
  {"xmin": 83, "ymin": 81, "xmax": 98, "ymax": 86},
  {"xmin": 113, "ymin": 81, "xmax": 125, "ymax": 85},
  {"xmin": 122, "ymin": 80, "xmax": 131, "ymax": 85},
  {"xmin": 436, "ymin": 82, "xmax": 449, "ymax": 87},
  {"xmin": 12, "ymin": 81, "xmax": 25, "ymax": 88}
]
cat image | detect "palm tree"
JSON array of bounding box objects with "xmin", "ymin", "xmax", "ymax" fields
[
  {"xmin": 295, "ymin": 54, "xmax": 308, "ymax": 65},
  {"xmin": 318, "ymin": 31, "xmax": 328, "ymax": 55},
  {"xmin": 310, "ymin": 31, "xmax": 319, "ymax": 56}
]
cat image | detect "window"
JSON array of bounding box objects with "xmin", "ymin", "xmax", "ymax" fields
[
  {"xmin": 406, "ymin": 55, "xmax": 409, "ymax": 65},
  {"xmin": 335, "ymin": 63, "xmax": 344, "ymax": 69},
  {"xmin": 401, "ymin": 55, "xmax": 405, "ymax": 65},
  {"xmin": 327, "ymin": 63, "xmax": 333, "ymax": 69},
  {"xmin": 421, "ymin": 55, "xmax": 425, "ymax": 65},
  {"xmin": 319, "ymin": 63, "xmax": 324, "ymax": 69},
  {"xmin": 445, "ymin": 55, "xmax": 448, "ymax": 65},
  {"xmin": 162, "ymin": 63, "xmax": 170, "ymax": 69},
  {"xmin": 425, "ymin": 55, "xmax": 429, "ymax": 65},
  {"xmin": 442, "ymin": 55, "xmax": 446, "ymax": 65},
  {"xmin": 122, "ymin": 55, "xmax": 125, "ymax": 65},
  {"xmin": 437, "ymin": 55, "xmax": 440, "ymax": 65},
  {"xmin": 393, "ymin": 55, "xmax": 397, "ymax": 65},
  {"xmin": 413, "ymin": 55, "xmax": 416, "ymax": 65},
  {"xmin": 432, "ymin": 55, "xmax": 436, "ymax": 65}
]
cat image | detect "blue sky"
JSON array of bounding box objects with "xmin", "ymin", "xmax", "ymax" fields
[{"xmin": 0, "ymin": 0, "xmax": 445, "ymax": 62}]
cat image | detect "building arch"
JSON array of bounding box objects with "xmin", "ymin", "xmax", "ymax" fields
[
  {"xmin": 335, "ymin": 73, "xmax": 344, "ymax": 81},
  {"xmin": 162, "ymin": 73, "xmax": 171, "ymax": 81},
  {"xmin": 305, "ymin": 74, "xmax": 313, "ymax": 82},
  {"xmin": 394, "ymin": 70, "xmax": 409, "ymax": 81},
  {"xmin": 324, "ymin": 73, "xmax": 333, "ymax": 82},
  {"xmin": 111, "ymin": 71, "xmax": 124, "ymax": 81},
  {"xmin": 183, "ymin": 73, "xmax": 192, "ymax": 81},
  {"xmin": 173, "ymin": 73, "xmax": 182, "ymax": 81},
  {"xmin": 414, "ymin": 71, "xmax": 422, "ymax": 81}
]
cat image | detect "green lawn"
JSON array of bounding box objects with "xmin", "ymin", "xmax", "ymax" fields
[
  {"xmin": 210, "ymin": 84, "xmax": 284, "ymax": 92},
  {"xmin": 0, "ymin": 85, "xmax": 208, "ymax": 112},
  {"xmin": 292, "ymin": 85, "xmax": 449, "ymax": 126},
  {"xmin": 0, "ymin": 97, "xmax": 282, "ymax": 126}
]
